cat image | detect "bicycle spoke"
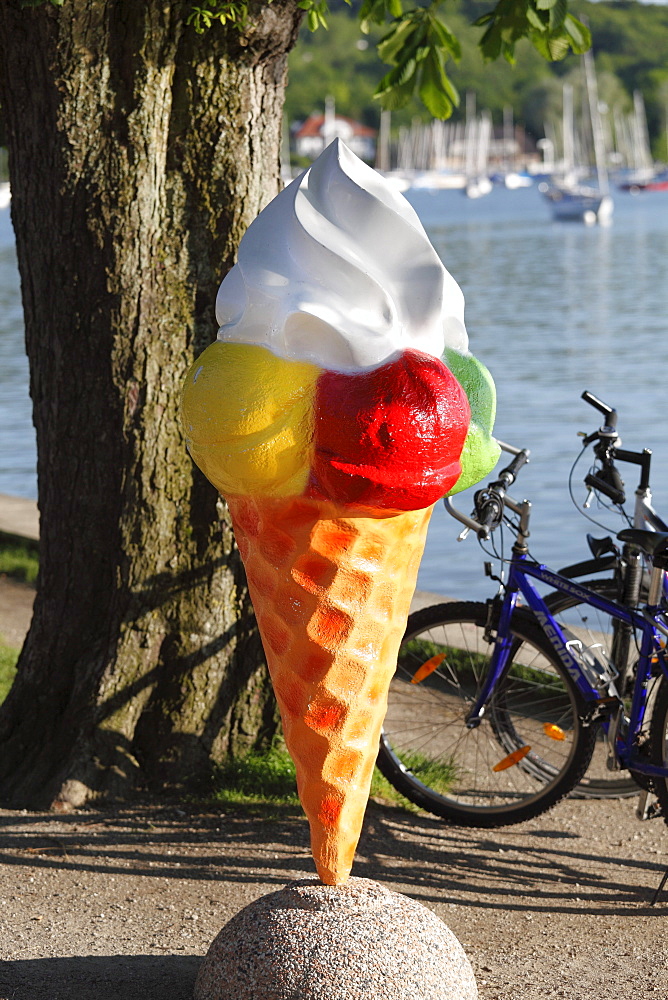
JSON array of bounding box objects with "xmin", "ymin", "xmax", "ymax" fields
[{"xmin": 378, "ymin": 602, "xmax": 596, "ymax": 826}]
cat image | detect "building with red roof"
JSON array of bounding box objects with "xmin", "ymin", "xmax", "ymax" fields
[{"xmin": 293, "ymin": 112, "xmax": 377, "ymax": 164}]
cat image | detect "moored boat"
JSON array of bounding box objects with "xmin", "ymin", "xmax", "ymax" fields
[
  {"xmin": 541, "ymin": 182, "xmax": 613, "ymax": 224},
  {"xmin": 541, "ymin": 48, "xmax": 613, "ymax": 226}
]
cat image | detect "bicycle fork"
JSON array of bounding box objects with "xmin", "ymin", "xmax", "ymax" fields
[{"xmin": 464, "ymin": 596, "xmax": 518, "ymax": 729}]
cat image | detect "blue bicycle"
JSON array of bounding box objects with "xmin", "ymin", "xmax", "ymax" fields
[{"xmin": 377, "ymin": 402, "xmax": 668, "ymax": 831}]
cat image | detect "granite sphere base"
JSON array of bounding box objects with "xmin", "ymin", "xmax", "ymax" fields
[{"xmin": 194, "ymin": 876, "xmax": 477, "ymax": 1000}]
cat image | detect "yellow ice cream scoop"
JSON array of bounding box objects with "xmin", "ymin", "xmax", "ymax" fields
[{"xmin": 181, "ymin": 342, "xmax": 320, "ymax": 497}]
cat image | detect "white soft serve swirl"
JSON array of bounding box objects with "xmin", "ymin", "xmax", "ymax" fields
[{"xmin": 215, "ymin": 138, "xmax": 468, "ymax": 372}]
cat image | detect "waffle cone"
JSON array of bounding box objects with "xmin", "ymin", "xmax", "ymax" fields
[{"xmin": 226, "ymin": 494, "xmax": 433, "ymax": 885}]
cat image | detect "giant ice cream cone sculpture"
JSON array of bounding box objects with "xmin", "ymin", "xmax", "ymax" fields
[{"xmin": 181, "ymin": 140, "xmax": 499, "ymax": 884}]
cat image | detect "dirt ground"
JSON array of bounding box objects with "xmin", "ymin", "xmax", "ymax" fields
[
  {"xmin": 1, "ymin": 797, "xmax": 667, "ymax": 1000},
  {"xmin": 1, "ymin": 578, "xmax": 667, "ymax": 1000},
  {"xmin": 0, "ymin": 577, "xmax": 34, "ymax": 650}
]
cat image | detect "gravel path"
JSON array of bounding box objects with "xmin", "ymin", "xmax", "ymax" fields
[
  {"xmin": 0, "ymin": 577, "xmax": 34, "ymax": 650},
  {"xmin": 1, "ymin": 578, "xmax": 667, "ymax": 998},
  {"xmin": 0, "ymin": 794, "xmax": 667, "ymax": 1000}
]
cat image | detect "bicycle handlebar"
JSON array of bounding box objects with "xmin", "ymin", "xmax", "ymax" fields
[
  {"xmin": 580, "ymin": 390, "xmax": 654, "ymax": 507},
  {"xmin": 584, "ymin": 468, "xmax": 626, "ymax": 506},
  {"xmin": 445, "ymin": 392, "xmax": 653, "ymax": 544},
  {"xmin": 444, "ymin": 440, "xmax": 531, "ymax": 540},
  {"xmin": 492, "ymin": 444, "xmax": 530, "ymax": 488},
  {"xmin": 581, "ymin": 390, "xmax": 618, "ymax": 430}
]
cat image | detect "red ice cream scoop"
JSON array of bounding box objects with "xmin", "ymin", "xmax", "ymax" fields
[{"xmin": 308, "ymin": 348, "xmax": 471, "ymax": 511}]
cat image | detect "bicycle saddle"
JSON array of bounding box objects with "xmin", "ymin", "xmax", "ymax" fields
[{"xmin": 617, "ymin": 528, "xmax": 668, "ymax": 564}]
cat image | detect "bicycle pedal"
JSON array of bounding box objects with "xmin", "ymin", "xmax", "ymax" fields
[{"xmin": 636, "ymin": 790, "xmax": 662, "ymax": 821}]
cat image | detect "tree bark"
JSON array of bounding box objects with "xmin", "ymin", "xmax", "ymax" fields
[{"xmin": 0, "ymin": 0, "xmax": 302, "ymax": 809}]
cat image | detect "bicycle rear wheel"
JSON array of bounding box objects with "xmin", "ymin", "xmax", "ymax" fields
[
  {"xmin": 649, "ymin": 676, "xmax": 668, "ymax": 821},
  {"xmin": 545, "ymin": 579, "xmax": 639, "ymax": 799},
  {"xmin": 378, "ymin": 601, "xmax": 597, "ymax": 828}
]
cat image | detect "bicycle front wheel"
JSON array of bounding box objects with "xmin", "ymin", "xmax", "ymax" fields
[{"xmin": 378, "ymin": 601, "xmax": 597, "ymax": 828}]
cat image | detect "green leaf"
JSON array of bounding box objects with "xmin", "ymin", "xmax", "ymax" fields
[
  {"xmin": 530, "ymin": 30, "xmax": 570, "ymax": 59},
  {"xmin": 564, "ymin": 13, "xmax": 591, "ymax": 52},
  {"xmin": 548, "ymin": 0, "xmax": 567, "ymax": 32},
  {"xmin": 429, "ymin": 16, "xmax": 462, "ymax": 60},
  {"xmin": 502, "ymin": 44, "xmax": 517, "ymax": 65},
  {"xmin": 393, "ymin": 56, "xmax": 417, "ymax": 86},
  {"xmin": 375, "ymin": 56, "xmax": 418, "ymax": 92},
  {"xmin": 424, "ymin": 47, "xmax": 459, "ymax": 106},
  {"xmin": 373, "ymin": 70, "xmax": 417, "ymax": 110},
  {"xmin": 359, "ymin": 0, "xmax": 397, "ymax": 28},
  {"xmin": 475, "ymin": 0, "xmax": 590, "ymax": 64},
  {"xmin": 479, "ymin": 22, "xmax": 503, "ymax": 61},
  {"xmin": 419, "ymin": 75, "xmax": 453, "ymax": 118},
  {"xmin": 417, "ymin": 48, "xmax": 458, "ymax": 119},
  {"xmin": 377, "ymin": 18, "xmax": 419, "ymax": 64},
  {"xmin": 186, "ymin": 7, "xmax": 212, "ymax": 32},
  {"xmin": 441, "ymin": 70, "xmax": 460, "ymax": 107},
  {"xmin": 526, "ymin": 8, "xmax": 546, "ymax": 31}
]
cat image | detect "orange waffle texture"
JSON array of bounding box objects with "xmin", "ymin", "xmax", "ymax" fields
[{"xmin": 227, "ymin": 494, "xmax": 433, "ymax": 885}]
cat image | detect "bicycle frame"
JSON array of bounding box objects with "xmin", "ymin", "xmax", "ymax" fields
[
  {"xmin": 635, "ymin": 488, "xmax": 668, "ymax": 534},
  {"xmin": 559, "ymin": 479, "xmax": 668, "ymax": 586},
  {"xmin": 468, "ymin": 552, "xmax": 668, "ymax": 781},
  {"xmin": 634, "ymin": 487, "xmax": 668, "ymax": 603}
]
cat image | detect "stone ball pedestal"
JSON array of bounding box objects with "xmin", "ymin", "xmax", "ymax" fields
[{"xmin": 194, "ymin": 876, "xmax": 478, "ymax": 1000}]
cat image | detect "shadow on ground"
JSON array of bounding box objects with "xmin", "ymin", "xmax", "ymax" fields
[
  {"xmin": 0, "ymin": 954, "xmax": 200, "ymax": 1000},
  {"xmin": 0, "ymin": 800, "xmax": 666, "ymax": 917}
]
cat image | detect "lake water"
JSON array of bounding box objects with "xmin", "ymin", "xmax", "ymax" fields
[
  {"xmin": 1, "ymin": 184, "xmax": 668, "ymax": 601},
  {"xmin": 0, "ymin": 208, "xmax": 33, "ymax": 500}
]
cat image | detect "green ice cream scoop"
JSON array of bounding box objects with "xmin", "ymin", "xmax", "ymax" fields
[{"xmin": 443, "ymin": 347, "xmax": 500, "ymax": 495}]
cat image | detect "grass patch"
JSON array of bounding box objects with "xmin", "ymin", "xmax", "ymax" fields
[
  {"xmin": 209, "ymin": 744, "xmax": 301, "ymax": 812},
  {"xmin": 383, "ymin": 750, "xmax": 459, "ymax": 796},
  {"xmin": 399, "ymin": 636, "xmax": 486, "ymax": 685},
  {"xmin": 368, "ymin": 768, "xmax": 422, "ymax": 813},
  {"xmin": 0, "ymin": 639, "xmax": 19, "ymax": 704},
  {"xmin": 400, "ymin": 636, "xmax": 563, "ymax": 694},
  {"xmin": 0, "ymin": 538, "xmax": 39, "ymax": 585},
  {"xmin": 205, "ymin": 743, "xmax": 419, "ymax": 815}
]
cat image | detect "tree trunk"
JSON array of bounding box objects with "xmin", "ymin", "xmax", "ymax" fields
[{"xmin": 0, "ymin": 0, "xmax": 302, "ymax": 809}]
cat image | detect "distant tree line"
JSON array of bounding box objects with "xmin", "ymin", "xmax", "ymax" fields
[{"xmin": 285, "ymin": 0, "xmax": 668, "ymax": 158}]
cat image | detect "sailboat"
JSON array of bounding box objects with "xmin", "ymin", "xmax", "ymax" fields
[
  {"xmin": 499, "ymin": 106, "xmax": 533, "ymax": 188},
  {"xmin": 617, "ymin": 92, "xmax": 667, "ymax": 192},
  {"xmin": 541, "ymin": 50, "xmax": 613, "ymax": 225},
  {"xmin": 464, "ymin": 100, "xmax": 492, "ymax": 199}
]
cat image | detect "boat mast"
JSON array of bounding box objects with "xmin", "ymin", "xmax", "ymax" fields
[
  {"xmin": 376, "ymin": 109, "xmax": 391, "ymax": 172},
  {"xmin": 583, "ymin": 47, "xmax": 609, "ymax": 195},
  {"xmin": 562, "ymin": 83, "xmax": 575, "ymax": 185}
]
